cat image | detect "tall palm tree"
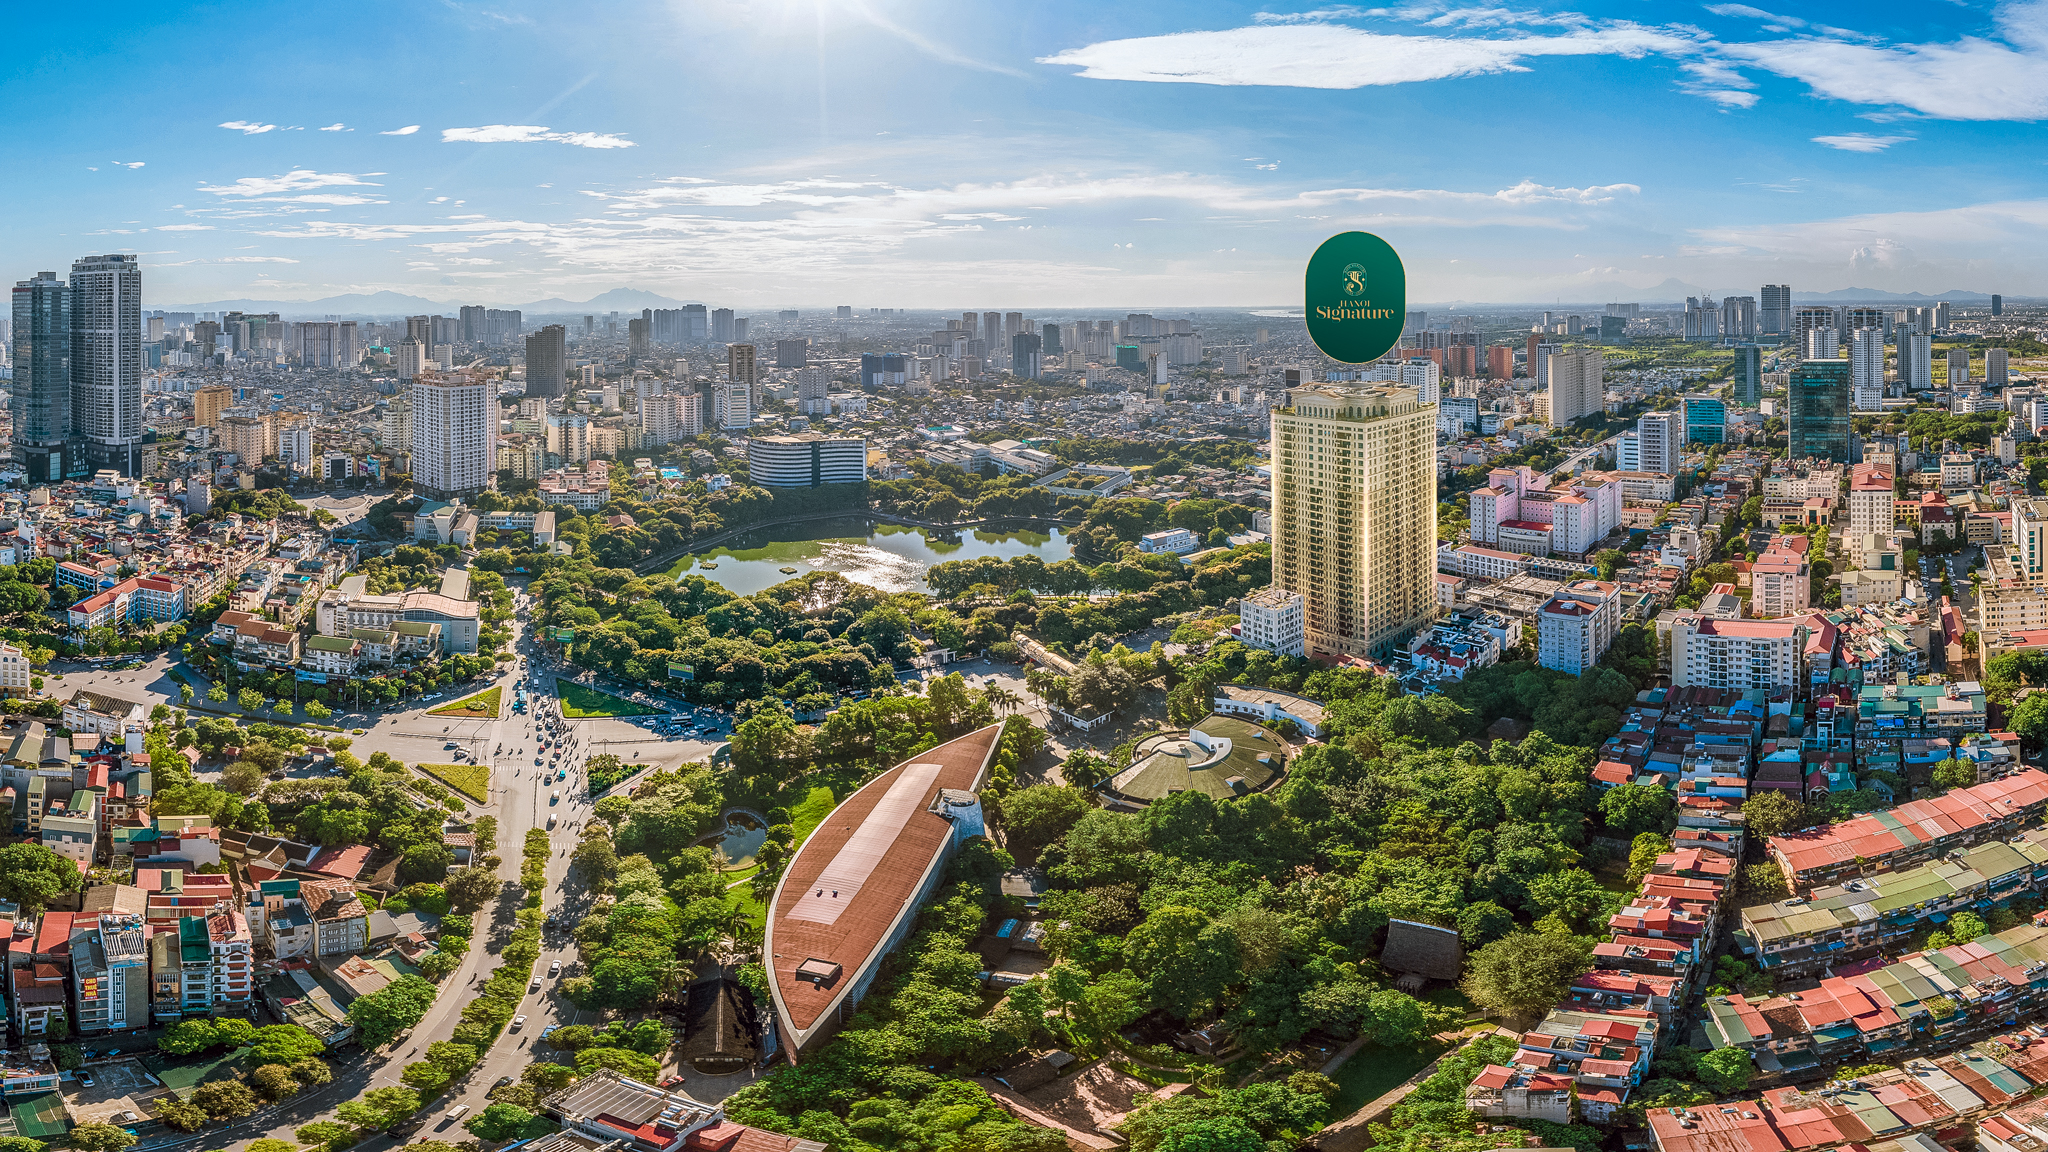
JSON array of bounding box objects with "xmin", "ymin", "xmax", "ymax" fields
[{"xmin": 983, "ymin": 684, "xmax": 1023, "ymax": 716}]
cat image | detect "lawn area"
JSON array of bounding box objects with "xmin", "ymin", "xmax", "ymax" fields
[
  {"xmin": 788, "ymin": 784, "xmax": 839, "ymax": 842},
  {"xmin": 418, "ymin": 762, "xmax": 492, "ymax": 803},
  {"xmin": 1328, "ymin": 1036, "xmax": 1450, "ymax": 1117},
  {"xmin": 429, "ymin": 686, "xmax": 501, "ymax": 718},
  {"xmin": 558, "ymin": 682, "xmax": 660, "ymax": 718}
]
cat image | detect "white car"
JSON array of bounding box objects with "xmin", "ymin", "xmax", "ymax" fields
[
  {"xmin": 512, "ymin": 1015, "xmax": 527, "ymax": 1029},
  {"xmin": 550, "ymin": 960, "xmax": 562, "ymax": 976}
]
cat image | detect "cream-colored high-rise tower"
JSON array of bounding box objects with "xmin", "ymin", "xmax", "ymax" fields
[
  {"xmin": 1544, "ymin": 346, "xmax": 1606, "ymax": 426},
  {"xmin": 1270, "ymin": 383, "xmax": 1438, "ymax": 658},
  {"xmin": 193, "ymin": 384, "xmax": 231, "ymax": 429}
]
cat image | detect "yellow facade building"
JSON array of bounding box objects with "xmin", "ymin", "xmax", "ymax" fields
[{"xmin": 1270, "ymin": 384, "xmax": 1438, "ymax": 658}]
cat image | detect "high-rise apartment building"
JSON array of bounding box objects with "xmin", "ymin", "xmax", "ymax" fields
[
  {"xmin": 525, "ymin": 324, "xmax": 566, "ymax": 399},
  {"xmin": 1041, "ymin": 322, "xmax": 1062, "ymax": 356},
  {"xmin": 1637, "ymin": 410, "xmax": 1682, "ymax": 474},
  {"xmin": 1805, "ymin": 328, "xmax": 1839, "ymax": 359},
  {"xmin": 1269, "ymin": 384, "xmax": 1437, "ymax": 658},
  {"xmin": 683, "ymin": 304, "xmax": 707, "ymax": 342},
  {"xmin": 1536, "ymin": 580, "xmax": 1620, "ymax": 675},
  {"xmin": 459, "ymin": 305, "xmax": 486, "ymax": 343},
  {"xmin": 396, "ymin": 339, "xmax": 428, "ymax": 381},
  {"xmin": 1948, "ymin": 347, "xmax": 1971, "ymax": 388},
  {"xmin": 711, "ymin": 309, "xmax": 735, "ymax": 343},
  {"xmin": 1839, "ymin": 307, "xmax": 1888, "ymax": 338},
  {"xmin": 1989, "ymin": 347, "xmax": 2011, "ymax": 387},
  {"xmin": 410, "ymin": 369, "xmax": 495, "ymax": 499},
  {"xmin": 715, "ymin": 381, "xmax": 751, "ymax": 430},
  {"xmin": 193, "ymin": 384, "xmax": 231, "ymax": 430},
  {"xmin": 1902, "ymin": 333, "xmax": 1933, "ymax": 389},
  {"xmin": 983, "ymin": 312, "xmax": 1003, "ymax": 367},
  {"xmin": 1761, "ymin": 285, "xmax": 1792, "ymax": 336},
  {"xmin": 1731, "ymin": 344, "xmax": 1762, "ymax": 407},
  {"xmin": 11, "ymin": 272, "xmax": 70, "ymax": 482},
  {"xmin": 960, "ymin": 312, "xmax": 978, "ymax": 339},
  {"xmin": 728, "ymin": 343, "xmax": 757, "ymax": 403},
  {"xmin": 1848, "ymin": 463, "xmax": 1895, "ymax": 541},
  {"xmin": 1791, "ymin": 306, "xmax": 1836, "ymax": 357},
  {"xmin": 775, "ymin": 338, "xmax": 808, "ymax": 368},
  {"xmin": 1720, "ymin": 296, "xmax": 1757, "ymax": 339},
  {"xmin": 1788, "ymin": 358, "xmax": 1852, "ymax": 463},
  {"xmin": 797, "ymin": 367, "xmax": 831, "ymax": 416},
  {"xmin": 1849, "ymin": 328, "xmax": 1886, "ymax": 411},
  {"xmin": 1543, "ymin": 346, "xmax": 1605, "ymax": 426},
  {"xmin": 278, "ymin": 423, "xmax": 314, "ymax": 471},
  {"xmin": 69, "ymin": 254, "xmax": 143, "ymax": 476},
  {"xmin": 628, "ymin": 317, "xmax": 650, "ymax": 360}
]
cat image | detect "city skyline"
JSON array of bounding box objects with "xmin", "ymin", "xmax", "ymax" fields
[{"xmin": 12, "ymin": 2, "xmax": 2048, "ymax": 307}]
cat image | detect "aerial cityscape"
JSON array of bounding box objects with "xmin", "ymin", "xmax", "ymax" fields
[{"xmin": 7, "ymin": 8, "xmax": 2048, "ymax": 1152}]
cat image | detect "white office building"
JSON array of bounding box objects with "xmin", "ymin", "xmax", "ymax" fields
[
  {"xmin": 1237, "ymin": 588, "xmax": 1306, "ymax": 656},
  {"xmin": 746, "ymin": 433, "xmax": 866, "ymax": 488}
]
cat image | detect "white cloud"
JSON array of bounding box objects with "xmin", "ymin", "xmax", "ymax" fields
[
  {"xmin": 1723, "ymin": 3, "xmax": 2048, "ymax": 119},
  {"xmin": 441, "ymin": 124, "xmax": 636, "ymax": 148},
  {"xmin": 1038, "ymin": 22, "xmax": 1701, "ymax": 89},
  {"xmin": 198, "ymin": 170, "xmax": 385, "ymax": 198},
  {"xmin": 1044, "ymin": 1, "xmax": 2048, "ymax": 119},
  {"xmin": 380, "ymin": 125, "xmax": 422, "ymax": 135},
  {"xmin": 1812, "ymin": 132, "xmax": 1913, "ymax": 151},
  {"xmin": 219, "ymin": 120, "xmax": 278, "ymax": 135},
  {"xmin": 156, "ymin": 224, "xmax": 216, "ymax": 231},
  {"xmin": 111, "ymin": 161, "xmax": 145, "ymax": 169},
  {"xmin": 319, "ymin": 123, "xmax": 350, "ymax": 132}
]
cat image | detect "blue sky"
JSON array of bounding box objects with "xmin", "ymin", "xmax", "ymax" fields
[{"xmin": 11, "ymin": 0, "xmax": 2048, "ymax": 308}]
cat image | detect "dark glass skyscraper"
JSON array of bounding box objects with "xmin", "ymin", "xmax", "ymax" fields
[
  {"xmin": 1731, "ymin": 343, "xmax": 1762, "ymax": 407},
  {"xmin": 69, "ymin": 254, "xmax": 143, "ymax": 477},
  {"xmin": 1789, "ymin": 358, "xmax": 1851, "ymax": 463},
  {"xmin": 11, "ymin": 272, "xmax": 70, "ymax": 483}
]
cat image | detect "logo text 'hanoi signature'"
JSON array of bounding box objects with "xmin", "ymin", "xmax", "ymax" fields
[{"xmin": 1315, "ymin": 305, "xmax": 1396, "ymax": 320}]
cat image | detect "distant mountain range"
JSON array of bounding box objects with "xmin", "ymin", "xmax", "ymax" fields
[
  {"xmin": 162, "ymin": 283, "xmax": 2040, "ymax": 318},
  {"xmin": 1419, "ymin": 279, "xmax": 2035, "ymax": 310},
  {"xmin": 155, "ymin": 286, "xmax": 706, "ymax": 318}
]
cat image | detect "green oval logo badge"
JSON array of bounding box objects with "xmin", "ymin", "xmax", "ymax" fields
[{"xmin": 1306, "ymin": 232, "xmax": 1405, "ymax": 364}]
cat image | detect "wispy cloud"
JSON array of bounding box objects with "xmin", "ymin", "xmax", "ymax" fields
[
  {"xmin": 319, "ymin": 123, "xmax": 350, "ymax": 132},
  {"xmin": 380, "ymin": 125, "xmax": 422, "ymax": 136},
  {"xmin": 1812, "ymin": 132, "xmax": 1913, "ymax": 152},
  {"xmin": 156, "ymin": 224, "xmax": 216, "ymax": 231},
  {"xmin": 198, "ymin": 170, "xmax": 386, "ymax": 198},
  {"xmin": 442, "ymin": 124, "xmax": 636, "ymax": 148},
  {"xmin": 219, "ymin": 120, "xmax": 278, "ymax": 135},
  {"xmin": 112, "ymin": 161, "xmax": 145, "ymax": 169}
]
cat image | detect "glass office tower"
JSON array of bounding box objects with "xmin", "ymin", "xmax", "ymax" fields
[{"xmin": 1789, "ymin": 358, "xmax": 1852, "ymax": 463}]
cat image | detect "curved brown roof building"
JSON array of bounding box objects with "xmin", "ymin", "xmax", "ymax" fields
[{"xmin": 764, "ymin": 724, "xmax": 1001, "ymax": 1061}]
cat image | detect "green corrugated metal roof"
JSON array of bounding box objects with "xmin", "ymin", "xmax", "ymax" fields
[{"xmin": 179, "ymin": 916, "xmax": 209, "ymax": 964}]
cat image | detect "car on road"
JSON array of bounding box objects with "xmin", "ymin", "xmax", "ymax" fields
[
  {"xmin": 390, "ymin": 1120, "xmax": 426, "ymax": 1138},
  {"xmin": 495, "ymin": 1076, "xmax": 515, "ymax": 1089},
  {"xmin": 660, "ymin": 1075, "xmax": 687, "ymax": 1088},
  {"xmin": 550, "ymin": 791, "xmax": 560, "ymax": 804},
  {"xmin": 530, "ymin": 973, "xmax": 543, "ymax": 990},
  {"xmin": 443, "ymin": 742, "xmax": 459, "ymax": 750},
  {"xmin": 511, "ymin": 1015, "xmax": 526, "ymax": 1029},
  {"xmin": 540, "ymin": 1024, "xmax": 558, "ymax": 1041},
  {"xmin": 546, "ymin": 813, "xmax": 558, "ymax": 829},
  {"xmin": 550, "ymin": 960, "xmax": 561, "ymax": 976},
  {"xmin": 445, "ymin": 1105, "xmax": 470, "ymax": 1123},
  {"xmin": 80, "ymin": 1074, "xmax": 95, "ymax": 1087}
]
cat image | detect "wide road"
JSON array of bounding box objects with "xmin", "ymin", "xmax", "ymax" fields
[{"xmin": 127, "ymin": 585, "xmax": 741, "ymax": 1150}]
